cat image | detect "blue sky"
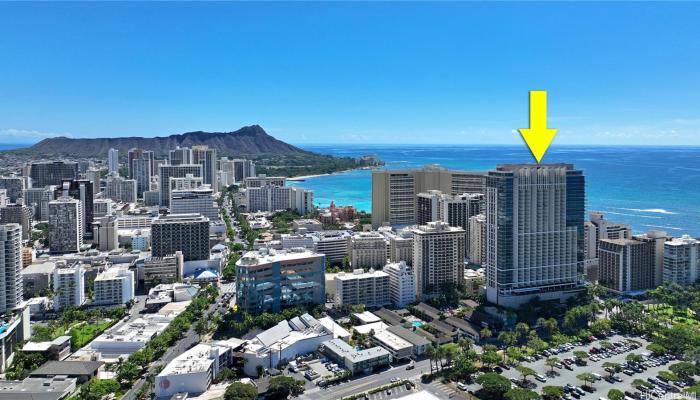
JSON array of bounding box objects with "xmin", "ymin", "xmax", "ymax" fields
[{"xmin": 1, "ymin": 2, "xmax": 699, "ymax": 146}]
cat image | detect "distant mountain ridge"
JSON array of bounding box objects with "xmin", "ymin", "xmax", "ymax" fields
[{"xmin": 18, "ymin": 125, "xmax": 311, "ymax": 158}]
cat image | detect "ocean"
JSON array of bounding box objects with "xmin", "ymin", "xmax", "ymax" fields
[{"xmin": 292, "ymin": 144, "xmax": 700, "ymax": 236}]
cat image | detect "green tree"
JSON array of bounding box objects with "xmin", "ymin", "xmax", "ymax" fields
[
  {"xmin": 545, "ymin": 357, "xmax": 560, "ymax": 375},
  {"xmin": 515, "ymin": 365, "xmax": 536, "ymax": 383},
  {"xmin": 542, "ymin": 386, "xmax": 564, "ymax": 400},
  {"xmin": 670, "ymin": 361, "xmax": 697, "ymax": 380},
  {"xmin": 607, "ymin": 388, "xmax": 625, "ymax": 400},
  {"xmin": 481, "ymin": 327, "xmax": 493, "ymax": 340},
  {"xmin": 646, "ymin": 343, "xmax": 667, "ymax": 356},
  {"xmin": 475, "ymin": 373, "xmax": 511, "ymax": 400},
  {"xmin": 576, "ymin": 372, "xmax": 596, "ymax": 388},
  {"xmin": 504, "ymin": 388, "xmax": 541, "ymax": 400},
  {"xmin": 573, "ymin": 350, "xmax": 588, "ymax": 361},
  {"xmin": 224, "ymin": 382, "xmax": 257, "ymax": 400},
  {"xmin": 626, "ymin": 353, "xmax": 643, "ymax": 363},
  {"xmin": 658, "ymin": 370, "xmax": 679, "ymax": 383},
  {"xmin": 480, "ymin": 349, "xmax": 501, "ymax": 370},
  {"xmin": 266, "ymin": 376, "xmax": 305, "ymax": 399},
  {"xmin": 602, "ymin": 362, "xmax": 621, "ymax": 377}
]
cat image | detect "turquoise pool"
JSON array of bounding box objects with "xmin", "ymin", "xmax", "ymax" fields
[{"xmin": 412, "ymin": 321, "xmax": 423, "ymax": 328}]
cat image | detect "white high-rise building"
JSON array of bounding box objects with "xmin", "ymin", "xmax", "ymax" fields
[
  {"xmin": 48, "ymin": 197, "xmax": 83, "ymax": 254},
  {"xmin": 108, "ymin": 148, "xmax": 119, "ymax": 175},
  {"xmin": 0, "ymin": 223, "xmax": 22, "ymax": 314},
  {"xmin": 485, "ymin": 164, "xmax": 585, "ymax": 308},
  {"xmin": 663, "ymin": 235, "xmax": 700, "ymax": 286},
  {"xmin": 104, "ymin": 175, "xmax": 137, "ymax": 203},
  {"xmin": 383, "ymin": 261, "xmax": 416, "ymax": 308},
  {"xmin": 170, "ymin": 186, "xmax": 220, "ymax": 221},
  {"xmin": 53, "ymin": 264, "xmax": 86, "ymax": 311},
  {"xmin": 192, "ymin": 145, "xmax": 218, "ymax": 193},
  {"xmin": 351, "ymin": 232, "xmax": 388, "ymax": 269},
  {"xmin": 94, "ymin": 266, "xmax": 135, "ymax": 306},
  {"xmin": 246, "ymin": 185, "xmax": 314, "ymax": 215},
  {"xmin": 218, "ymin": 158, "xmax": 235, "ymax": 188},
  {"xmin": 468, "ymin": 214, "xmax": 486, "ymax": 265},
  {"xmin": 411, "ymin": 221, "xmax": 466, "ymax": 299},
  {"xmin": 334, "ymin": 269, "xmax": 390, "ymax": 308}
]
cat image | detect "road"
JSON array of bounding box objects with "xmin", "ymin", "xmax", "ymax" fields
[
  {"xmin": 122, "ymin": 286, "xmax": 227, "ymax": 400},
  {"xmin": 300, "ymin": 359, "xmax": 433, "ymax": 400}
]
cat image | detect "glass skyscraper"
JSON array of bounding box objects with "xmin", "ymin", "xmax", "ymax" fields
[{"xmin": 485, "ymin": 164, "xmax": 585, "ymax": 308}]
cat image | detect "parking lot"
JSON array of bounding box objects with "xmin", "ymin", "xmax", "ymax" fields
[{"xmin": 461, "ymin": 334, "xmax": 685, "ymax": 399}]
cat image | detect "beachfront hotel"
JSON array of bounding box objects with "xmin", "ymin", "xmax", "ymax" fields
[{"xmin": 371, "ymin": 165, "xmax": 485, "ymax": 228}]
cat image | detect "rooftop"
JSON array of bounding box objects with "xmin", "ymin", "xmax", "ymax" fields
[
  {"xmin": 0, "ymin": 376, "xmax": 77, "ymax": 400},
  {"xmin": 30, "ymin": 361, "xmax": 103, "ymax": 377},
  {"xmin": 335, "ymin": 269, "xmax": 389, "ymax": 281},
  {"xmin": 243, "ymin": 313, "xmax": 331, "ymax": 357},
  {"xmin": 322, "ymin": 338, "xmax": 390, "ymax": 362},
  {"xmin": 237, "ymin": 247, "xmax": 320, "ymax": 266},
  {"xmin": 159, "ymin": 343, "xmax": 227, "ymax": 376}
]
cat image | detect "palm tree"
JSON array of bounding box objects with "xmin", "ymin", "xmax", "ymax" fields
[
  {"xmin": 425, "ymin": 345, "xmax": 436, "ymax": 374},
  {"xmin": 576, "ymin": 372, "xmax": 596, "ymax": 389},
  {"xmin": 546, "ymin": 357, "xmax": 560, "ymax": 375},
  {"xmin": 436, "ymin": 345, "xmax": 447, "ymax": 370}
]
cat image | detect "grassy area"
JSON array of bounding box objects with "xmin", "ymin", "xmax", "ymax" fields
[{"xmin": 69, "ymin": 320, "xmax": 114, "ymax": 350}]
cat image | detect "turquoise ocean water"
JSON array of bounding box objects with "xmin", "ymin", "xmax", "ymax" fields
[{"xmin": 291, "ymin": 144, "xmax": 700, "ymax": 236}]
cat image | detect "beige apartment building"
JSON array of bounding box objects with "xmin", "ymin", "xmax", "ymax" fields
[{"xmin": 371, "ymin": 165, "xmax": 485, "ymax": 227}]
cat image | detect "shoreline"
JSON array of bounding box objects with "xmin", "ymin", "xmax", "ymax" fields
[{"xmin": 288, "ymin": 167, "xmax": 371, "ymax": 181}]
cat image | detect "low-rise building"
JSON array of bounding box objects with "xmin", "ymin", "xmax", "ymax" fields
[
  {"xmin": 21, "ymin": 261, "xmax": 56, "ymax": 298},
  {"xmin": 143, "ymin": 253, "xmax": 184, "ymax": 288},
  {"xmin": 155, "ymin": 343, "xmax": 232, "ymax": 398},
  {"xmin": 21, "ymin": 336, "xmax": 72, "ymax": 361},
  {"xmin": 28, "ymin": 361, "xmax": 103, "ymax": 384},
  {"xmin": 334, "ymin": 269, "xmax": 390, "ymax": 308},
  {"xmin": 371, "ymin": 329, "xmax": 413, "ymax": 360},
  {"xmin": 385, "ymin": 325, "xmax": 431, "ymax": 356},
  {"xmin": 0, "ymin": 376, "xmax": 77, "ymax": 400},
  {"xmin": 292, "ymin": 219, "xmax": 322, "ymax": 232},
  {"xmin": 237, "ymin": 314, "xmax": 332, "ymax": 376},
  {"xmin": 320, "ymin": 339, "xmax": 391, "ymax": 375}
]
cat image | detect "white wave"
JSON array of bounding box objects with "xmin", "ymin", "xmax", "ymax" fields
[
  {"xmin": 619, "ymin": 208, "xmax": 678, "ymax": 215},
  {"xmin": 598, "ymin": 211, "xmax": 661, "ymax": 219},
  {"xmin": 641, "ymin": 224, "xmax": 684, "ymax": 231}
]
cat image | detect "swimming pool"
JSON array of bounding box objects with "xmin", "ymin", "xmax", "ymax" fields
[{"xmin": 412, "ymin": 321, "xmax": 423, "ymax": 328}]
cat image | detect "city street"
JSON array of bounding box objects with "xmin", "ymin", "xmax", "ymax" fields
[
  {"xmin": 122, "ymin": 285, "xmax": 227, "ymax": 400},
  {"xmin": 300, "ymin": 359, "xmax": 432, "ymax": 400}
]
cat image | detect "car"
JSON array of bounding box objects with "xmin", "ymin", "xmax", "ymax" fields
[
  {"xmin": 613, "ymin": 375, "xmax": 622, "ymax": 382},
  {"xmin": 564, "ymin": 364, "xmax": 574, "ymax": 371},
  {"xmin": 623, "ymin": 369, "xmax": 635, "ymax": 376},
  {"xmin": 535, "ymin": 374, "xmax": 547, "ymax": 383},
  {"xmin": 391, "ymin": 377, "xmax": 400, "ymax": 383},
  {"xmin": 386, "ymin": 389, "xmax": 392, "ymax": 395},
  {"xmin": 457, "ymin": 382, "xmax": 468, "ymax": 391}
]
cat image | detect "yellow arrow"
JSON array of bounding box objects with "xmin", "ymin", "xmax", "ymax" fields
[{"xmin": 518, "ymin": 90, "xmax": 558, "ymax": 163}]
